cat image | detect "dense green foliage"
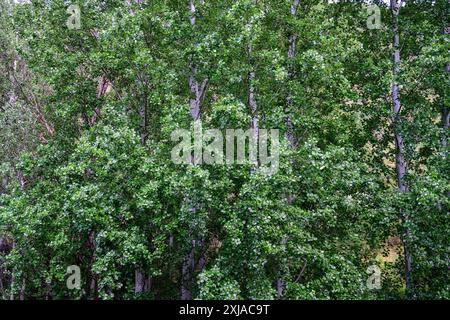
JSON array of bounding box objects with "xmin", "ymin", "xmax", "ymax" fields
[{"xmin": 0, "ymin": 0, "xmax": 448, "ymax": 300}]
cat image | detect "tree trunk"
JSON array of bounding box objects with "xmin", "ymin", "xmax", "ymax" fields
[
  {"xmin": 19, "ymin": 278, "xmax": 25, "ymax": 300},
  {"xmin": 285, "ymin": 0, "xmax": 300, "ymax": 148},
  {"xmin": 88, "ymin": 228, "xmax": 98, "ymax": 299},
  {"xmin": 248, "ymin": 0, "xmax": 259, "ymax": 147},
  {"xmin": 134, "ymin": 267, "xmax": 151, "ymax": 294},
  {"xmin": 181, "ymin": 0, "xmax": 208, "ymax": 300},
  {"xmin": 277, "ymin": 0, "xmax": 301, "ymax": 299},
  {"xmin": 248, "ymin": 69, "xmax": 259, "ymax": 146},
  {"xmin": 195, "ymin": 238, "xmax": 207, "ymax": 273},
  {"xmin": 181, "ymin": 239, "xmax": 195, "ymax": 300},
  {"xmin": 390, "ymin": 0, "xmax": 413, "ymax": 297},
  {"xmin": 139, "ymin": 96, "xmax": 148, "ymax": 145},
  {"xmin": 441, "ymin": 106, "xmax": 449, "ymax": 148},
  {"xmin": 9, "ymin": 240, "xmax": 15, "ymax": 300},
  {"xmin": 9, "ymin": 50, "xmax": 18, "ymax": 106},
  {"xmin": 442, "ymin": 26, "xmax": 449, "ymax": 148},
  {"xmin": 0, "ymin": 266, "xmax": 4, "ymax": 299},
  {"xmin": 135, "ymin": 90, "xmax": 151, "ymax": 294}
]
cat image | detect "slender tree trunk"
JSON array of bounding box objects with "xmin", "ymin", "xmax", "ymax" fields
[
  {"xmin": 390, "ymin": 0, "xmax": 413, "ymax": 297},
  {"xmin": 240, "ymin": 0, "xmax": 261, "ymax": 298},
  {"xmin": 441, "ymin": 106, "xmax": 449, "ymax": 148},
  {"xmin": 135, "ymin": 82, "xmax": 151, "ymax": 294},
  {"xmin": 89, "ymin": 75, "xmax": 110, "ymax": 126},
  {"xmin": 248, "ymin": 68, "xmax": 259, "ymax": 145},
  {"xmin": 9, "ymin": 240, "xmax": 15, "ymax": 300},
  {"xmin": 0, "ymin": 266, "xmax": 4, "ymax": 299},
  {"xmin": 181, "ymin": 0, "xmax": 197, "ymax": 301},
  {"xmin": 139, "ymin": 94, "xmax": 148, "ymax": 145},
  {"xmin": 276, "ymin": 0, "xmax": 301, "ymax": 299},
  {"xmin": 442, "ymin": 26, "xmax": 449, "ymax": 148},
  {"xmin": 11, "ymin": 145, "xmax": 27, "ymax": 300},
  {"xmin": 9, "ymin": 50, "xmax": 18, "ymax": 106},
  {"xmin": 248, "ymin": 0, "xmax": 259, "ymax": 147},
  {"xmin": 19, "ymin": 278, "xmax": 25, "ymax": 300},
  {"xmin": 45, "ymin": 279, "xmax": 53, "ymax": 300},
  {"xmin": 285, "ymin": 0, "xmax": 300, "ymax": 148},
  {"xmin": 181, "ymin": 0, "xmax": 208, "ymax": 300},
  {"xmin": 88, "ymin": 228, "xmax": 98, "ymax": 299},
  {"xmin": 276, "ymin": 278, "xmax": 284, "ymax": 299},
  {"xmin": 0, "ymin": 235, "xmax": 13, "ymax": 300},
  {"xmin": 247, "ymin": 0, "xmax": 260, "ymax": 177}
]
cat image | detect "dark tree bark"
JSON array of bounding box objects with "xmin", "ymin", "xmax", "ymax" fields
[
  {"xmin": 285, "ymin": 0, "xmax": 300, "ymax": 149},
  {"xmin": 0, "ymin": 235, "xmax": 13, "ymax": 300},
  {"xmin": 277, "ymin": 0, "xmax": 301, "ymax": 299},
  {"xmin": 87, "ymin": 228, "xmax": 98, "ymax": 299},
  {"xmin": 88, "ymin": 75, "xmax": 111, "ymax": 126},
  {"xmin": 139, "ymin": 94, "xmax": 148, "ymax": 145},
  {"xmin": 9, "ymin": 240, "xmax": 15, "ymax": 300},
  {"xmin": 442, "ymin": 26, "xmax": 449, "ymax": 148},
  {"xmin": 248, "ymin": 0, "xmax": 260, "ymax": 147},
  {"xmin": 181, "ymin": 0, "xmax": 209, "ymax": 300},
  {"xmin": 248, "ymin": 68, "xmax": 259, "ymax": 146},
  {"xmin": 134, "ymin": 73, "xmax": 153, "ymax": 293},
  {"xmin": 390, "ymin": 0, "xmax": 413, "ymax": 297},
  {"xmin": 181, "ymin": 238, "xmax": 195, "ymax": 300},
  {"xmin": 441, "ymin": 107, "xmax": 449, "ymax": 148},
  {"xmin": 134, "ymin": 267, "xmax": 151, "ymax": 294}
]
